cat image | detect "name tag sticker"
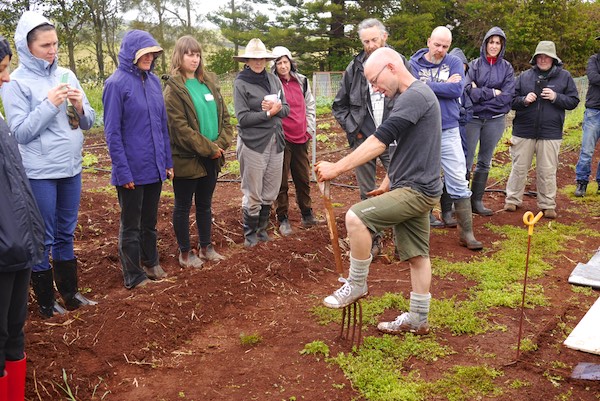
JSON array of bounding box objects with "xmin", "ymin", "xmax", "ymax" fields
[{"xmin": 204, "ymin": 93, "xmax": 214, "ymax": 102}]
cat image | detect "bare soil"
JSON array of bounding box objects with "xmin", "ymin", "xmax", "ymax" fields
[{"xmin": 24, "ymin": 115, "xmax": 600, "ymax": 400}]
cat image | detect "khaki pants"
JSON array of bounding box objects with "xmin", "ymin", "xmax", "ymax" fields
[{"xmin": 505, "ymin": 136, "xmax": 561, "ymax": 210}]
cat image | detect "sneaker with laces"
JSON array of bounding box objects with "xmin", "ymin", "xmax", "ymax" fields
[
  {"xmin": 178, "ymin": 251, "xmax": 204, "ymax": 269},
  {"xmin": 377, "ymin": 312, "xmax": 430, "ymax": 335},
  {"xmin": 279, "ymin": 218, "xmax": 293, "ymax": 236},
  {"xmin": 323, "ymin": 277, "xmax": 368, "ymax": 309},
  {"xmin": 199, "ymin": 245, "xmax": 225, "ymax": 261},
  {"xmin": 143, "ymin": 264, "xmax": 168, "ymax": 279}
]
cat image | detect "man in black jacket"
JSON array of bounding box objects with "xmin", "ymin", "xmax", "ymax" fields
[
  {"xmin": 504, "ymin": 41, "xmax": 580, "ymax": 218},
  {"xmin": 574, "ymin": 36, "xmax": 600, "ymax": 197}
]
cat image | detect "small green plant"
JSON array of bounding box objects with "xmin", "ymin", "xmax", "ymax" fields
[
  {"xmin": 55, "ymin": 369, "xmax": 77, "ymax": 401},
  {"xmin": 178, "ymin": 390, "xmax": 186, "ymax": 398},
  {"xmin": 543, "ymin": 370, "xmax": 564, "ymax": 387},
  {"xmin": 317, "ymin": 122, "xmax": 331, "ymax": 130},
  {"xmin": 82, "ymin": 152, "xmax": 99, "ymax": 169},
  {"xmin": 514, "ymin": 337, "xmax": 538, "ymax": 352},
  {"xmin": 221, "ymin": 160, "xmax": 240, "ymax": 176},
  {"xmin": 239, "ymin": 332, "xmax": 262, "ymax": 347},
  {"xmin": 300, "ymin": 340, "xmax": 330, "ymax": 359},
  {"xmin": 509, "ymin": 379, "xmax": 530, "ymax": 389},
  {"xmin": 315, "ymin": 133, "xmax": 330, "ymax": 143}
]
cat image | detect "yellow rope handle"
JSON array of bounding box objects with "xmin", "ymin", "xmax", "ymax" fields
[{"xmin": 523, "ymin": 211, "xmax": 543, "ymax": 235}]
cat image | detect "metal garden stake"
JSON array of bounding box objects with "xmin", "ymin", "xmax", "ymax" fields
[{"xmin": 515, "ymin": 211, "xmax": 543, "ymax": 362}]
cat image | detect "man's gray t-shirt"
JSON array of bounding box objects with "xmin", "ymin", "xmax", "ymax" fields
[{"xmin": 374, "ymin": 80, "xmax": 442, "ymax": 198}]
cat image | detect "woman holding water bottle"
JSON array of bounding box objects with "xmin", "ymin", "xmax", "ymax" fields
[
  {"xmin": 232, "ymin": 38, "xmax": 289, "ymax": 247},
  {"xmin": 1, "ymin": 11, "xmax": 97, "ymax": 318}
]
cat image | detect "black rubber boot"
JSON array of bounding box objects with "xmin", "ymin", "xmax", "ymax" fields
[
  {"xmin": 455, "ymin": 198, "xmax": 483, "ymax": 251},
  {"xmin": 30, "ymin": 269, "xmax": 67, "ymax": 318},
  {"xmin": 470, "ymin": 171, "xmax": 493, "ymax": 216},
  {"xmin": 243, "ymin": 208, "xmax": 260, "ymax": 248},
  {"xmin": 574, "ymin": 180, "xmax": 587, "ymax": 197},
  {"xmin": 429, "ymin": 210, "xmax": 444, "ymax": 228},
  {"xmin": 54, "ymin": 259, "xmax": 97, "ymax": 310},
  {"xmin": 257, "ymin": 204, "xmax": 272, "ymax": 242},
  {"xmin": 440, "ymin": 185, "xmax": 457, "ymax": 228}
]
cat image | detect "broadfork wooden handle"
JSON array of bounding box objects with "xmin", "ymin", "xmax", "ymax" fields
[{"xmin": 320, "ymin": 181, "xmax": 344, "ymax": 276}]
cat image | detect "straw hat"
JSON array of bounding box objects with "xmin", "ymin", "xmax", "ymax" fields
[
  {"xmin": 134, "ymin": 46, "xmax": 163, "ymax": 64},
  {"xmin": 529, "ymin": 41, "xmax": 561, "ymax": 64},
  {"xmin": 233, "ymin": 38, "xmax": 275, "ymax": 62}
]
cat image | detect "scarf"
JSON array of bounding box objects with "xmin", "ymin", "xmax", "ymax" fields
[{"xmin": 238, "ymin": 65, "xmax": 271, "ymax": 93}]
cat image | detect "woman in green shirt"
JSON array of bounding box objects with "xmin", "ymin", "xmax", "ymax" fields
[{"xmin": 163, "ymin": 36, "xmax": 233, "ymax": 267}]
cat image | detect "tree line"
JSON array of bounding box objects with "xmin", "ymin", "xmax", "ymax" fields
[{"xmin": 1, "ymin": 0, "xmax": 598, "ymax": 81}]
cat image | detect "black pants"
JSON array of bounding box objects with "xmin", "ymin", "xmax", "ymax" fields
[
  {"xmin": 173, "ymin": 159, "xmax": 219, "ymax": 251},
  {"xmin": 0, "ymin": 268, "xmax": 31, "ymax": 371},
  {"xmin": 116, "ymin": 182, "xmax": 162, "ymax": 289}
]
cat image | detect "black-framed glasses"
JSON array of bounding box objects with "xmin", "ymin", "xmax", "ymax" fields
[{"xmin": 369, "ymin": 64, "xmax": 388, "ymax": 86}]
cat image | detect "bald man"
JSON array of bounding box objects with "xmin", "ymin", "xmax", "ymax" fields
[
  {"xmin": 315, "ymin": 47, "xmax": 442, "ymax": 335},
  {"xmin": 410, "ymin": 26, "xmax": 482, "ymax": 250}
]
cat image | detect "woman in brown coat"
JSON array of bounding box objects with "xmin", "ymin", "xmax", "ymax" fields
[{"xmin": 163, "ymin": 36, "xmax": 233, "ymax": 268}]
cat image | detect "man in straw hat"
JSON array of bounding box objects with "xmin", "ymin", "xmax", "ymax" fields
[
  {"xmin": 504, "ymin": 41, "xmax": 579, "ymax": 219},
  {"xmin": 574, "ymin": 35, "xmax": 600, "ymax": 197},
  {"xmin": 232, "ymin": 38, "xmax": 290, "ymax": 247}
]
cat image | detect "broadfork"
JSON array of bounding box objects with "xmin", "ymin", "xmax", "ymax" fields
[{"xmin": 319, "ymin": 180, "xmax": 363, "ymax": 348}]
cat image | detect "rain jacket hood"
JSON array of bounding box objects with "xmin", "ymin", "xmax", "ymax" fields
[
  {"xmin": 14, "ymin": 11, "xmax": 56, "ymax": 76},
  {"xmin": 118, "ymin": 30, "xmax": 161, "ymax": 73},
  {"xmin": 480, "ymin": 26, "xmax": 507, "ymax": 62}
]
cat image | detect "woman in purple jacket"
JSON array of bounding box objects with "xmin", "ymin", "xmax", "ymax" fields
[
  {"xmin": 465, "ymin": 27, "xmax": 515, "ymax": 215},
  {"xmin": 103, "ymin": 30, "xmax": 173, "ymax": 289}
]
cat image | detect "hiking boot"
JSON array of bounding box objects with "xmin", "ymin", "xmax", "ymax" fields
[
  {"xmin": 301, "ymin": 211, "xmax": 322, "ymax": 228},
  {"xmin": 377, "ymin": 312, "xmax": 430, "ymax": 335},
  {"xmin": 144, "ymin": 264, "xmax": 168, "ymax": 279},
  {"xmin": 323, "ymin": 277, "xmax": 368, "ymax": 309},
  {"xmin": 574, "ymin": 180, "xmax": 587, "ymax": 197},
  {"xmin": 543, "ymin": 209, "xmax": 557, "ymax": 219},
  {"xmin": 179, "ymin": 251, "xmax": 204, "ymax": 268},
  {"xmin": 504, "ymin": 203, "xmax": 517, "ymax": 212},
  {"xmin": 279, "ymin": 218, "xmax": 293, "ymax": 236},
  {"xmin": 199, "ymin": 245, "xmax": 225, "ymax": 261}
]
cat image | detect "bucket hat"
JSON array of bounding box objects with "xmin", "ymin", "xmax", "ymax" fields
[
  {"xmin": 134, "ymin": 46, "xmax": 163, "ymax": 64},
  {"xmin": 272, "ymin": 46, "xmax": 293, "ymax": 61},
  {"xmin": 529, "ymin": 41, "xmax": 561, "ymax": 64},
  {"xmin": 233, "ymin": 38, "xmax": 275, "ymax": 62}
]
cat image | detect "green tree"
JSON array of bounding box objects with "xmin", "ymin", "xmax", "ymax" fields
[{"xmin": 206, "ymin": 47, "xmax": 237, "ymax": 74}]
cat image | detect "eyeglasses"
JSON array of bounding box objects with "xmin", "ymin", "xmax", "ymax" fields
[{"xmin": 369, "ymin": 64, "xmax": 388, "ymax": 86}]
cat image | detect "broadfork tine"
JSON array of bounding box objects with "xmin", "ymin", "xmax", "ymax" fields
[{"xmin": 338, "ymin": 300, "xmax": 363, "ymax": 349}]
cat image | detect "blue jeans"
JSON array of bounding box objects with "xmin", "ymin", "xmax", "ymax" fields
[
  {"xmin": 29, "ymin": 174, "xmax": 81, "ymax": 272},
  {"xmin": 441, "ymin": 127, "xmax": 471, "ymax": 199},
  {"xmin": 575, "ymin": 108, "xmax": 600, "ymax": 182},
  {"xmin": 116, "ymin": 182, "xmax": 162, "ymax": 289},
  {"xmin": 172, "ymin": 159, "xmax": 218, "ymax": 251},
  {"xmin": 465, "ymin": 116, "xmax": 506, "ymax": 173}
]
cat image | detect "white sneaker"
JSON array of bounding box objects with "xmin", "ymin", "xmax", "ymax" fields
[
  {"xmin": 323, "ymin": 277, "xmax": 368, "ymax": 309},
  {"xmin": 377, "ymin": 312, "xmax": 430, "ymax": 335}
]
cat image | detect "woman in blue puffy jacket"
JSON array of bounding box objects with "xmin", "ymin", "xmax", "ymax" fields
[
  {"xmin": 1, "ymin": 11, "xmax": 97, "ymax": 318},
  {"xmin": 465, "ymin": 27, "xmax": 515, "ymax": 216},
  {"xmin": 0, "ymin": 36, "xmax": 45, "ymax": 401},
  {"xmin": 103, "ymin": 30, "xmax": 174, "ymax": 289}
]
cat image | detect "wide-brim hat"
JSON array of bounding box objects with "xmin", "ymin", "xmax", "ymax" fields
[
  {"xmin": 529, "ymin": 40, "xmax": 561, "ymax": 64},
  {"xmin": 134, "ymin": 46, "xmax": 163, "ymax": 64},
  {"xmin": 233, "ymin": 38, "xmax": 275, "ymax": 62}
]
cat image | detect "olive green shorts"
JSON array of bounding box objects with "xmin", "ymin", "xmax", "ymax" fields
[{"xmin": 350, "ymin": 187, "xmax": 439, "ymax": 261}]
